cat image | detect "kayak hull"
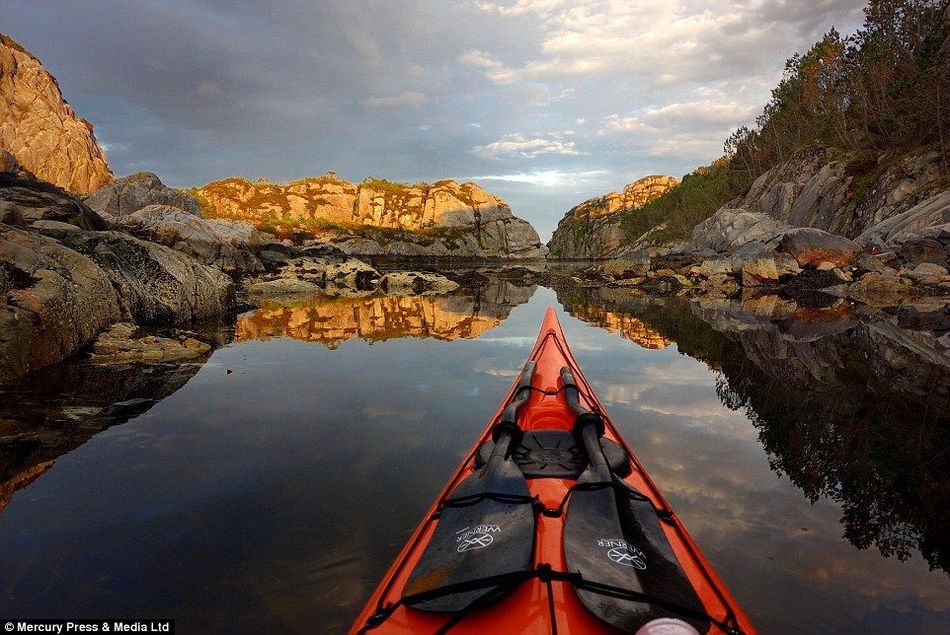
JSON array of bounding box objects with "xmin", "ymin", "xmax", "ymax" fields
[{"xmin": 351, "ymin": 307, "xmax": 754, "ymax": 634}]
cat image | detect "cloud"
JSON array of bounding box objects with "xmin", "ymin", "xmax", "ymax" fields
[
  {"xmin": 360, "ymin": 91, "xmax": 428, "ymax": 109},
  {"xmin": 596, "ymin": 96, "xmax": 763, "ymax": 160},
  {"xmin": 471, "ymin": 133, "xmax": 582, "ymax": 159},
  {"xmin": 468, "ymin": 0, "xmax": 864, "ymax": 89},
  {"xmin": 467, "ymin": 169, "xmax": 608, "ymax": 187}
]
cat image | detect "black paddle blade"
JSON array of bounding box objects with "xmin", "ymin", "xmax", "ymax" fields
[
  {"xmin": 564, "ymin": 471, "xmax": 710, "ymax": 632},
  {"xmin": 563, "ymin": 468, "xmax": 653, "ymax": 630},
  {"xmin": 402, "ymin": 452, "xmax": 535, "ymax": 611},
  {"xmin": 614, "ymin": 478, "xmax": 709, "ymax": 632}
]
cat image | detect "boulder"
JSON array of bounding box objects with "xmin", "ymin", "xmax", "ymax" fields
[
  {"xmin": 689, "ymin": 207, "xmax": 790, "ymax": 253},
  {"xmin": 56, "ymin": 230, "xmax": 234, "ymax": 325},
  {"xmin": 85, "ymin": 172, "xmax": 201, "ymax": 220},
  {"xmin": 246, "ymin": 277, "xmax": 324, "ymax": 297},
  {"xmin": 777, "ymin": 227, "xmax": 862, "ymax": 267},
  {"xmin": 0, "ymin": 35, "xmax": 112, "ymax": 194},
  {"xmin": 379, "ymin": 272, "xmax": 460, "ymax": 295},
  {"xmin": 278, "ymin": 256, "xmax": 380, "ymax": 290},
  {"xmin": 0, "ymin": 226, "xmax": 120, "ymax": 380},
  {"xmin": 122, "ymin": 205, "xmax": 264, "ymax": 272},
  {"xmin": 907, "ymin": 263, "xmax": 950, "ymax": 284}
]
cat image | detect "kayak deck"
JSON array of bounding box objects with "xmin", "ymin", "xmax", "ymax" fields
[{"xmin": 351, "ymin": 308, "xmax": 753, "ymax": 634}]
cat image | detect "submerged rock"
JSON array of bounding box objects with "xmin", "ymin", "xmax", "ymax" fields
[{"xmin": 89, "ymin": 322, "xmax": 211, "ymax": 363}]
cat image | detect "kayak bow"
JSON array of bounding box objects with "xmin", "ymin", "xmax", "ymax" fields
[{"xmin": 352, "ymin": 307, "xmax": 753, "ymax": 634}]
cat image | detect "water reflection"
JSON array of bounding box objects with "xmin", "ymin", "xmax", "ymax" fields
[
  {"xmin": 0, "ymin": 356, "xmax": 213, "ymax": 514},
  {"xmin": 236, "ymin": 281, "xmax": 535, "ymax": 347},
  {"xmin": 558, "ymin": 284, "xmax": 950, "ymax": 575},
  {"xmin": 0, "ymin": 280, "xmax": 946, "ymax": 632}
]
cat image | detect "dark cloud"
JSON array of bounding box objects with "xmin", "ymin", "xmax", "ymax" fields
[{"xmin": 0, "ymin": 0, "xmax": 866, "ymax": 239}]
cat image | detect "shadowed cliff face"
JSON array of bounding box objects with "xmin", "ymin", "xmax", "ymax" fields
[
  {"xmin": 555, "ymin": 284, "xmax": 950, "ymax": 574},
  {"xmin": 236, "ymin": 282, "xmax": 536, "ymax": 348}
]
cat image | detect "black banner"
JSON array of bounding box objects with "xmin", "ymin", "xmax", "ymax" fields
[{"xmin": 2, "ymin": 622, "xmax": 174, "ymax": 634}]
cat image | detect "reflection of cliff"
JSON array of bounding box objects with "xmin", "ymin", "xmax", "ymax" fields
[
  {"xmin": 0, "ymin": 354, "xmax": 212, "ymax": 514},
  {"xmin": 565, "ymin": 302, "xmax": 673, "ymax": 349},
  {"xmin": 236, "ymin": 283, "xmax": 535, "ymax": 348},
  {"xmin": 555, "ymin": 283, "xmax": 950, "ymax": 574}
]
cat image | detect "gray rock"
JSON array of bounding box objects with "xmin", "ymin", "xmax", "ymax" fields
[
  {"xmin": 379, "ymin": 272, "xmax": 460, "ymax": 295},
  {"xmin": 689, "ymin": 207, "xmax": 790, "ymax": 253},
  {"xmin": 0, "ymin": 226, "xmax": 121, "ymax": 380},
  {"xmin": 122, "ymin": 205, "xmax": 264, "ymax": 272},
  {"xmin": 57, "ymin": 230, "xmax": 234, "ymax": 325},
  {"xmin": 85, "ymin": 172, "xmax": 201, "ymax": 220},
  {"xmin": 0, "ymin": 173, "xmax": 107, "ymax": 229}
]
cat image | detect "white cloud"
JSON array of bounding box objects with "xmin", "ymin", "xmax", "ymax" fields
[
  {"xmin": 468, "ymin": 0, "xmax": 863, "ymax": 90},
  {"xmin": 475, "ymin": 0, "xmax": 567, "ymax": 17},
  {"xmin": 360, "ymin": 91, "xmax": 427, "ymax": 109},
  {"xmin": 459, "ymin": 49, "xmax": 505, "ymax": 70},
  {"xmin": 596, "ymin": 96, "xmax": 763, "ymax": 160},
  {"xmin": 467, "ymin": 169, "xmax": 609, "ymax": 187},
  {"xmin": 471, "ymin": 133, "xmax": 583, "ymax": 159}
]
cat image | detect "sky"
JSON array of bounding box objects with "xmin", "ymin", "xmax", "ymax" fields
[{"xmin": 1, "ymin": 0, "xmax": 866, "ymax": 239}]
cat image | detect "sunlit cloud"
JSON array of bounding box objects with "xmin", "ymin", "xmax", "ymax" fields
[
  {"xmin": 471, "ymin": 133, "xmax": 583, "ymax": 159},
  {"xmin": 467, "ymin": 169, "xmax": 608, "ymax": 187}
]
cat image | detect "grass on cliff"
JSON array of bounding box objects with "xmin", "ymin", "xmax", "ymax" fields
[{"xmin": 618, "ymin": 159, "xmax": 739, "ymax": 243}]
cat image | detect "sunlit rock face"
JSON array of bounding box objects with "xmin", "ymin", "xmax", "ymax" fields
[
  {"xmin": 195, "ymin": 176, "xmax": 547, "ymax": 259},
  {"xmin": 548, "ymin": 175, "xmax": 678, "ymax": 259},
  {"xmin": 236, "ymin": 283, "xmax": 534, "ymax": 347},
  {"xmin": 0, "ymin": 35, "xmax": 112, "ymax": 194}
]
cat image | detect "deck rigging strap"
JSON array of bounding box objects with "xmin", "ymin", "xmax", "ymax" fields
[{"xmin": 359, "ymin": 564, "xmax": 744, "ymax": 634}]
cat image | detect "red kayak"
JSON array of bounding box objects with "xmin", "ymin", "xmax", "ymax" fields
[{"xmin": 352, "ymin": 307, "xmax": 753, "ymax": 634}]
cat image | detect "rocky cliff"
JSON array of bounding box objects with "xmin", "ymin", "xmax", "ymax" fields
[
  {"xmin": 548, "ymin": 175, "xmax": 679, "ymax": 259},
  {"xmin": 0, "ymin": 35, "xmax": 112, "ymax": 194},
  {"xmin": 194, "ymin": 175, "xmax": 547, "ymax": 259}
]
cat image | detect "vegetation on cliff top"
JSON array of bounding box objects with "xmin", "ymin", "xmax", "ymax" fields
[{"xmin": 616, "ymin": 0, "xmax": 949, "ymax": 245}]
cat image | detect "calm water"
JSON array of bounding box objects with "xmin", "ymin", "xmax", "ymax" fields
[{"xmin": 0, "ymin": 282, "xmax": 947, "ymax": 633}]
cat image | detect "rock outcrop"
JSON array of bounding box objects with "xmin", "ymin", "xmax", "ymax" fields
[
  {"xmin": 0, "ymin": 169, "xmax": 234, "ymax": 381},
  {"xmin": 548, "ymin": 175, "xmax": 679, "ymax": 259},
  {"xmin": 0, "ymin": 34, "xmax": 112, "ymax": 194},
  {"xmin": 120, "ymin": 205, "xmax": 265, "ymax": 272},
  {"xmin": 85, "ymin": 172, "xmax": 201, "ymax": 221},
  {"xmin": 194, "ymin": 175, "xmax": 547, "ymax": 259}
]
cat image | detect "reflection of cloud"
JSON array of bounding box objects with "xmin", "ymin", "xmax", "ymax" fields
[{"xmin": 361, "ymin": 403, "xmax": 425, "ymax": 422}]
